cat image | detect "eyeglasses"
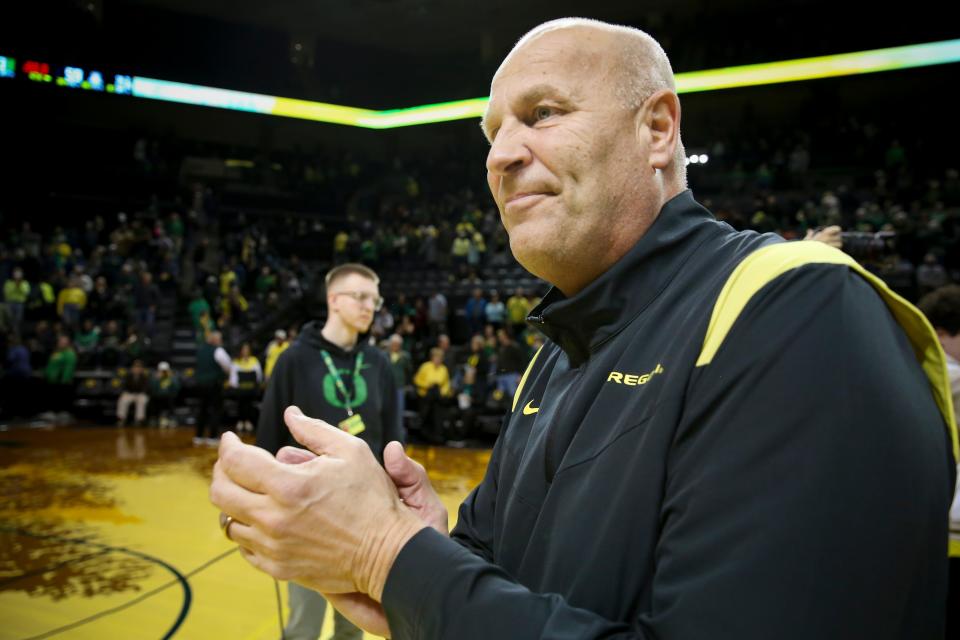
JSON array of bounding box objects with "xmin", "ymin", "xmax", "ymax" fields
[{"xmin": 334, "ymin": 291, "xmax": 384, "ymax": 311}]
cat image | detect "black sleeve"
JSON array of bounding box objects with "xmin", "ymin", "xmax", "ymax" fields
[
  {"xmin": 383, "ymin": 409, "xmax": 636, "ymax": 640},
  {"xmin": 255, "ymin": 349, "xmax": 294, "ymax": 455},
  {"xmin": 646, "ymin": 265, "xmax": 952, "ymax": 637},
  {"xmin": 384, "ymin": 528, "xmax": 634, "ymax": 639},
  {"xmin": 383, "ymin": 408, "xmax": 640, "ymax": 639},
  {"xmin": 382, "ymin": 266, "xmax": 952, "ymax": 639}
]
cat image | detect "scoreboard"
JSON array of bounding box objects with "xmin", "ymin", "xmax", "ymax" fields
[{"xmin": 14, "ymin": 58, "xmax": 133, "ymax": 94}]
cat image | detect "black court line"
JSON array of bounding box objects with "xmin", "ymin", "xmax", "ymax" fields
[{"xmin": 0, "ymin": 525, "xmax": 193, "ymax": 639}]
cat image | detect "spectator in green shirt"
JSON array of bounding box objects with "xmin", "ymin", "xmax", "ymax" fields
[
  {"xmin": 45, "ymin": 334, "xmax": 77, "ymax": 420},
  {"xmin": 3, "ymin": 267, "xmax": 30, "ymax": 332},
  {"xmin": 188, "ymin": 289, "xmax": 211, "ymax": 333},
  {"xmin": 255, "ymin": 265, "xmax": 277, "ymax": 297},
  {"xmin": 74, "ymin": 319, "xmax": 100, "ymax": 367},
  {"xmin": 196, "ymin": 311, "xmax": 217, "ymax": 344},
  {"xmin": 165, "ymin": 212, "xmax": 184, "ymax": 249},
  {"xmin": 45, "ymin": 335, "xmax": 77, "ymax": 384},
  {"xmin": 361, "ymin": 238, "xmax": 379, "ymax": 265}
]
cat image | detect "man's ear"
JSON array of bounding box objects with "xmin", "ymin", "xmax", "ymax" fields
[{"xmin": 635, "ymin": 89, "xmax": 681, "ymax": 172}]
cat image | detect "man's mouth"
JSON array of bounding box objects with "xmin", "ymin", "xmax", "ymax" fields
[{"xmin": 505, "ymin": 192, "xmax": 551, "ymax": 211}]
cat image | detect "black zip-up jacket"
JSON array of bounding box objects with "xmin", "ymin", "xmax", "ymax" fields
[
  {"xmin": 382, "ymin": 191, "xmax": 956, "ymax": 639},
  {"xmin": 256, "ymin": 320, "xmax": 402, "ymax": 462}
]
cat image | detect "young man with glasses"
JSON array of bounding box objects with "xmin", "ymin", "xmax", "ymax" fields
[{"xmin": 255, "ymin": 262, "xmax": 401, "ymax": 640}]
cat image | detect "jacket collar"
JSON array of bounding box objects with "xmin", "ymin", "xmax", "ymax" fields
[{"xmin": 528, "ymin": 190, "xmax": 721, "ymax": 367}]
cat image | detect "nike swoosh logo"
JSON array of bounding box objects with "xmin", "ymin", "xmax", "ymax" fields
[{"xmin": 523, "ymin": 400, "xmax": 539, "ymax": 415}]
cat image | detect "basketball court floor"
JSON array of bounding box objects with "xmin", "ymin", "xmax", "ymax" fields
[{"xmin": 0, "ymin": 425, "xmax": 490, "ymax": 639}]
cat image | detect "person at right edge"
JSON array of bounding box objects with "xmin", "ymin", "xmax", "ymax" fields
[{"xmin": 256, "ymin": 263, "xmax": 402, "ymax": 640}]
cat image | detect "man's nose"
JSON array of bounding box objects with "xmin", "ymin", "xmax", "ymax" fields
[{"xmin": 486, "ymin": 121, "xmax": 532, "ymax": 177}]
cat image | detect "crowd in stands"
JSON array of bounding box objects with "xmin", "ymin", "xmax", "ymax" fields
[
  {"xmin": 0, "ymin": 179, "xmax": 316, "ymax": 428},
  {"xmin": 2, "ymin": 115, "xmax": 959, "ymax": 443}
]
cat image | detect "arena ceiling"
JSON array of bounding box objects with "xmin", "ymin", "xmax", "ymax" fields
[{"xmin": 115, "ymin": 0, "xmax": 764, "ymax": 56}]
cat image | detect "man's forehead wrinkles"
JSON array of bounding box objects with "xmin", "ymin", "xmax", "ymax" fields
[
  {"xmin": 484, "ymin": 31, "xmax": 611, "ymax": 138},
  {"xmin": 496, "ymin": 45, "xmax": 606, "ymax": 92}
]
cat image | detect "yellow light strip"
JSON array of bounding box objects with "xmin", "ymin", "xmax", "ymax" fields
[{"xmin": 10, "ymin": 39, "xmax": 959, "ymax": 128}]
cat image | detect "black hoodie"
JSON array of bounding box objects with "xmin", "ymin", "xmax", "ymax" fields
[{"xmin": 256, "ymin": 320, "xmax": 402, "ymax": 462}]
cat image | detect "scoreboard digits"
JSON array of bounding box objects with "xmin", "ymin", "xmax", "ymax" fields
[{"xmin": 9, "ymin": 58, "xmax": 130, "ymax": 94}]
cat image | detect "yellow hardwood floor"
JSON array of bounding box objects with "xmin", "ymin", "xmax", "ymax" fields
[{"xmin": 0, "ymin": 426, "xmax": 490, "ymax": 640}]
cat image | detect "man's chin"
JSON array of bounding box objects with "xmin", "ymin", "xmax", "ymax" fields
[{"xmin": 508, "ymin": 233, "xmax": 554, "ymax": 282}]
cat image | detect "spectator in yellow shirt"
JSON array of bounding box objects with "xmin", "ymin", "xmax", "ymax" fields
[
  {"xmin": 264, "ymin": 329, "xmax": 290, "ymax": 380},
  {"xmin": 219, "ymin": 264, "xmax": 237, "ymax": 296},
  {"xmin": 333, "ymin": 230, "xmax": 349, "ymax": 264},
  {"xmin": 413, "ymin": 347, "xmax": 452, "ymax": 444},
  {"xmin": 56, "ymin": 277, "xmax": 87, "ymax": 329},
  {"xmin": 507, "ymin": 288, "xmax": 531, "ymax": 335},
  {"xmin": 220, "ymin": 285, "xmax": 249, "ymax": 324},
  {"xmin": 451, "ymin": 230, "xmax": 472, "ymax": 271},
  {"xmin": 414, "ymin": 348, "xmax": 452, "ymax": 397},
  {"xmin": 230, "ymin": 342, "xmax": 264, "ymax": 433}
]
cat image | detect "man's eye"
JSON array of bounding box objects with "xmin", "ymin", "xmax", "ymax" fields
[{"xmin": 534, "ymin": 106, "xmax": 555, "ymax": 121}]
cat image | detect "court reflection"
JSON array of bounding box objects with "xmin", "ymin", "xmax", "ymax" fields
[{"xmin": 0, "ymin": 425, "xmax": 491, "ymax": 604}]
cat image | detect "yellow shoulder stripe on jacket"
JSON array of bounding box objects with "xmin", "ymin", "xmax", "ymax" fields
[
  {"xmin": 696, "ymin": 241, "xmax": 958, "ymax": 462},
  {"xmin": 512, "ymin": 345, "xmax": 544, "ymax": 413}
]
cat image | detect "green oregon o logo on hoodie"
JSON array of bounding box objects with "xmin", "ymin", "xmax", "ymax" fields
[{"xmin": 322, "ymin": 369, "xmax": 368, "ymax": 409}]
